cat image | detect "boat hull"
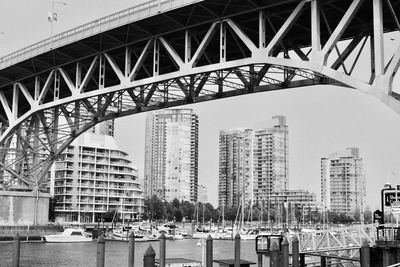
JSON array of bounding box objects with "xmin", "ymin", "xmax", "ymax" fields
[{"xmin": 43, "ymin": 235, "xmax": 93, "ymax": 243}]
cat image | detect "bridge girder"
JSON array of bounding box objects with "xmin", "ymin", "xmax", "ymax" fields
[{"xmin": 0, "ymin": 0, "xmax": 399, "ymax": 188}]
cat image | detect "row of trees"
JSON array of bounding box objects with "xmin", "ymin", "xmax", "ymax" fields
[{"xmin": 140, "ymin": 196, "xmax": 374, "ymax": 224}]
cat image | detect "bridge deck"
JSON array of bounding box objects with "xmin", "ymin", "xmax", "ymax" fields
[{"xmin": 0, "ymin": 0, "xmax": 398, "ymax": 88}]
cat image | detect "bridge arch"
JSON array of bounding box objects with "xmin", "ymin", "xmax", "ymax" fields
[{"xmin": 0, "ymin": 0, "xmax": 400, "ymax": 189}]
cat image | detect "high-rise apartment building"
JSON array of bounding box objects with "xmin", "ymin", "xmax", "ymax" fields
[
  {"xmin": 253, "ymin": 115, "xmax": 289, "ymax": 204},
  {"xmin": 50, "ymin": 121, "xmax": 144, "ymax": 223},
  {"xmin": 90, "ymin": 119, "xmax": 115, "ymax": 136},
  {"xmin": 218, "ymin": 128, "xmax": 253, "ymax": 208},
  {"xmin": 321, "ymin": 147, "xmax": 366, "ymax": 214},
  {"xmin": 218, "ymin": 116, "xmax": 288, "ymax": 208},
  {"xmin": 144, "ymin": 109, "xmax": 199, "ymax": 203}
]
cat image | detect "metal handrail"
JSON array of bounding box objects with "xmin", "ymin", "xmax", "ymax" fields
[{"xmin": 0, "ymin": 0, "xmax": 202, "ymax": 70}]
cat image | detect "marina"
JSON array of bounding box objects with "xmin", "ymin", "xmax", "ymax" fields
[{"xmin": 0, "ymin": 238, "xmax": 257, "ymax": 267}]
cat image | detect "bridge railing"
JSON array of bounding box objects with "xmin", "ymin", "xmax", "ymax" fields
[{"xmin": 0, "ymin": 0, "xmax": 203, "ymax": 69}]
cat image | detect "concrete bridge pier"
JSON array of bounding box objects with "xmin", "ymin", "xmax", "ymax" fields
[{"xmin": 0, "ymin": 191, "xmax": 50, "ymax": 226}]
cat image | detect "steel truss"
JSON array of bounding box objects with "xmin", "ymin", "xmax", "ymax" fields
[{"xmin": 0, "ymin": 0, "xmax": 399, "ymax": 189}]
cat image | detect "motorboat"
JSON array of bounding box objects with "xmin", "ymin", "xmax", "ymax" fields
[{"xmin": 42, "ymin": 228, "xmax": 93, "ymax": 243}]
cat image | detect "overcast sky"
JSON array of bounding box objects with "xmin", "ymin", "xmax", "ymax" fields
[{"xmin": 1, "ymin": 0, "xmax": 400, "ymax": 209}]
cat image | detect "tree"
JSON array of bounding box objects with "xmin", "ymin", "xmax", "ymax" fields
[
  {"xmin": 364, "ymin": 206, "xmax": 373, "ymax": 223},
  {"xmin": 354, "ymin": 207, "xmax": 361, "ymax": 222},
  {"xmin": 144, "ymin": 195, "xmax": 164, "ymax": 221},
  {"xmin": 180, "ymin": 201, "xmax": 195, "ymax": 221}
]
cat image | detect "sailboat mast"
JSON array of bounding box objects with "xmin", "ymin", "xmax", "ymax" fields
[
  {"xmin": 222, "ymin": 202, "xmax": 225, "ymax": 229},
  {"xmin": 202, "ymin": 203, "xmax": 205, "ymax": 227},
  {"xmin": 196, "ymin": 202, "xmax": 199, "ymax": 225}
]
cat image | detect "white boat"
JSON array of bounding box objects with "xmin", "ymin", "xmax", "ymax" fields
[{"xmin": 43, "ymin": 228, "xmax": 93, "ymax": 243}]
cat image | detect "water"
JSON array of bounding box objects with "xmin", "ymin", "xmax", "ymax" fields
[{"xmin": 0, "ymin": 239, "xmax": 259, "ymax": 267}]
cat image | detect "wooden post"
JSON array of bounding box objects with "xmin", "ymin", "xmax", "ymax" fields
[
  {"xmin": 292, "ymin": 236, "xmax": 299, "ymax": 267},
  {"xmin": 299, "ymin": 253, "xmax": 305, "ymax": 267},
  {"xmin": 270, "ymin": 242, "xmax": 280, "ymax": 267},
  {"xmin": 257, "ymin": 254, "xmax": 263, "ymax": 267},
  {"xmin": 143, "ymin": 245, "xmax": 156, "ymax": 267},
  {"xmin": 12, "ymin": 233, "xmax": 20, "ymax": 267},
  {"xmin": 206, "ymin": 234, "xmax": 213, "ymax": 267},
  {"xmin": 234, "ymin": 233, "xmax": 241, "ymax": 267},
  {"xmin": 281, "ymin": 237, "xmax": 289, "ymax": 267},
  {"xmin": 320, "ymin": 256, "xmax": 326, "ymax": 267},
  {"xmin": 128, "ymin": 232, "xmax": 135, "ymax": 267},
  {"xmin": 360, "ymin": 239, "xmax": 370, "ymax": 267},
  {"xmin": 96, "ymin": 235, "xmax": 105, "ymax": 267},
  {"xmin": 159, "ymin": 233, "xmax": 166, "ymax": 267}
]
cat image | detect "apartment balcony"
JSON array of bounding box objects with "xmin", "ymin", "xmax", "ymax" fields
[
  {"xmin": 110, "ymin": 160, "xmax": 129, "ymax": 167},
  {"xmin": 79, "ymin": 183, "xmax": 93, "ymax": 188},
  {"xmin": 95, "ymin": 176, "xmax": 108, "ymax": 181},
  {"xmin": 78, "ymin": 200, "xmax": 92, "ymax": 204},
  {"xmin": 80, "ymin": 167, "xmax": 95, "ymax": 172},
  {"xmin": 55, "ymin": 207, "xmax": 74, "ymax": 211},
  {"xmin": 94, "ymin": 208, "xmax": 107, "ymax": 212},
  {"xmin": 109, "ymin": 192, "xmax": 125, "ymax": 197},
  {"xmin": 123, "ymin": 209, "xmax": 134, "ymax": 213},
  {"xmin": 81, "ymin": 150, "xmax": 95, "ymax": 155},
  {"xmin": 80, "ymin": 175, "xmax": 94, "ymax": 180},
  {"xmin": 65, "ymin": 148, "xmax": 75, "ymax": 154},
  {"xmin": 55, "ymin": 165, "xmax": 74, "ymax": 171},
  {"xmin": 95, "ymin": 184, "xmax": 108, "ymax": 189},
  {"xmin": 81, "ymin": 159, "xmax": 95, "ymax": 164}
]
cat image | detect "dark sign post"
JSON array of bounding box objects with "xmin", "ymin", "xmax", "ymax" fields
[
  {"xmin": 373, "ymin": 210, "xmax": 382, "ymax": 224},
  {"xmin": 380, "ymin": 185, "xmax": 400, "ymax": 224}
]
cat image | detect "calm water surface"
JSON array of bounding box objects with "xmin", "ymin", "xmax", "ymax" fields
[{"xmin": 0, "ymin": 239, "xmax": 259, "ymax": 267}]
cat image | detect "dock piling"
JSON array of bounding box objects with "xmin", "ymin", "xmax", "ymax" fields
[
  {"xmin": 234, "ymin": 233, "xmax": 241, "ymax": 267},
  {"xmin": 160, "ymin": 233, "xmax": 166, "ymax": 267},
  {"xmin": 360, "ymin": 239, "xmax": 370, "ymax": 267},
  {"xmin": 143, "ymin": 245, "xmax": 156, "ymax": 267},
  {"xmin": 270, "ymin": 241, "xmax": 280, "ymax": 267},
  {"xmin": 128, "ymin": 232, "xmax": 135, "ymax": 267},
  {"xmin": 206, "ymin": 234, "xmax": 213, "ymax": 267},
  {"xmin": 292, "ymin": 236, "xmax": 299, "ymax": 267},
  {"xmin": 12, "ymin": 233, "xmax": 20, "ymax": 267},
  {"xmin": 282, "ymin": 237, "xmax": 289, "ymax": 267},
  {"xmin": 96, "ymin": 235, "xmax": 105, "ymax": 267}
]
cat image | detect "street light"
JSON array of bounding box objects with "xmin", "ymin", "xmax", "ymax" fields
[{"xmin": 48, "ymin": 0, "xmax": 67, "ymax": 49}]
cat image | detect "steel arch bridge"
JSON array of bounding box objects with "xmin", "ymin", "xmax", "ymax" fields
[{"xmin": 0, "ymin": 0, "xmax": 399, "ymax": 191}]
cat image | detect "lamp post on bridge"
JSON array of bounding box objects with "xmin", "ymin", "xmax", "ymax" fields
[{"xmin": 48, "ymin": 0, "xmax": 66, "ymax": 49}]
